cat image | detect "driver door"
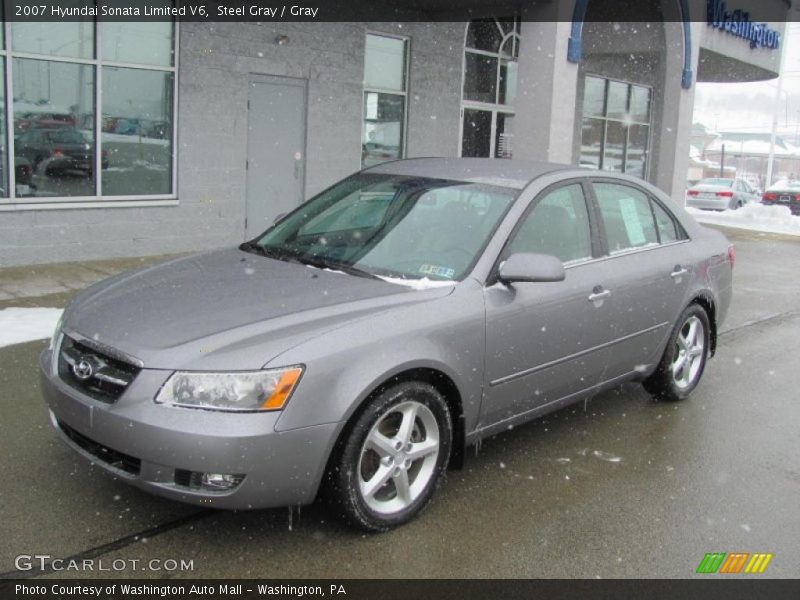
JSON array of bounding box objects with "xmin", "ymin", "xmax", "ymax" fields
[{"xmin": 481, "ymin": 182, "xmax": 615, "ymax": 427}]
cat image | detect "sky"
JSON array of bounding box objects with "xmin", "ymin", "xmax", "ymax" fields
[{"xmin": 692, "ymin": 23, "xmax": 800, "ymax": 141}]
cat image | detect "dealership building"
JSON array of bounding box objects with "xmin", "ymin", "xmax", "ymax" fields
[{"xmin": 0, "ymin": 0, "xmax": 789, "ymax": 266}]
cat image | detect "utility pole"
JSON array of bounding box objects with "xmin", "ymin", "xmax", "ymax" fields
[
  {"xmin": 720, "ymin": 144, "xmax": 725, "ymax": 177},
  {"xmin": 767, "ymin": 29, "xmax": 789, "ymax": 187}
]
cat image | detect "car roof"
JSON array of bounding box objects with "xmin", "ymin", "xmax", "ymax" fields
[{"xmin": 364, "ymin": 158, "xmax": 583, "ymax": 190}]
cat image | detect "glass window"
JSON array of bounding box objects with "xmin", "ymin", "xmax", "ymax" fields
[
  {"xmin": 583, "ymin": 77, "xmax": 606, "ymax": 118},
  {"xmin": 461, "ymin": 18, "xmax": 520, "ymax": 158},
  {"xmin": 463, "ymin": 53, "xmax": 498, "ymax": 104},
  {"xmin": 465, "ymin": 19, "xmax": 503, "ymax": 52},
  {"xmin": 13, "ymin": 58, "xmax": 95, "ymax": 197},
  {"xmin": 594, "ymin": 183, "xmax": 658, "ymax": 253},
  {"xmin": 102, "ymin": 22, "xmax": 174, "ymax": 67},
  {"xmin": 101, "ymin": 67, "xmax": 173, "ymax": 196},
  {"xmin": 580, "ymin": 76, "xmax": 651, "ymax": 178},
  {"xmin": 364, "ymin": 34, "xmax": 406, "ymax": 92},
  {"xmin": 508, "ymin": 184, "xmax": 593, "ymax": 264},
  {"xmin": 11, "ymin": 21, "xmax": 94, "ymax": 59},
  {"xmin": 462, "ymin": 109, "xmax": 492, "ymax": 158},
  {"xmin": 0, "ymin": 60, "xmax": 6, "ymax": 198},
  {"xmin": 2, "ymin": 21, "xmax": 177, "ymax": 202},
  {"xmin": 255, "ymin": 174, "xmax": 517, "ymax": 281},
  {"xmin": 362, "ymin": 34, "xmax": 407, "ymax": 168},
  {"xmin": 362, "ymin": 92, "xmax": 404, "ymax": 168},
  {"xmin": 651, "ymin": 200, "xmax": 680, "ymax": 243},
  {"xmin": 630, "ymin": 85, "xmax": 651, "ymax": 122}
]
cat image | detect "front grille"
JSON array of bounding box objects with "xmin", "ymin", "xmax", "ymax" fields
[
  {"xmin": 57, "ymin": 335, "xmax": 140, "ymax": 403},
  {"xmin": 58, "ymin": 419, "xmax": 141, "ymax": 475}
]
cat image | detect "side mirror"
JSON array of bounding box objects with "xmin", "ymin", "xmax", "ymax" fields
[
  {"xmin": 498, "ymin": 253, "xmax": 566, "ymax": 284},
  {"xmin": 273, "ymin": 212, "xmax": 287, "ymax": 224}
]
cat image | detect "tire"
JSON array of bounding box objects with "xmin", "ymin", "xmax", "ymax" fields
[
  {"xmin": 643, "ymin": 304, "xmax": 711, "ymax": 402},
  {"xmin": 323, "ymin": 381, "xmax": 452, "ymax": 532}
]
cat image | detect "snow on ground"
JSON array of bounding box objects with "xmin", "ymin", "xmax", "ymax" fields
[
  {"xmin": 0, "ymin": 308, "xmax": 62, "ymax": 349},
  {"xmin": 686, "ymin": 203, "xmax": 800, "ymax": 237}
]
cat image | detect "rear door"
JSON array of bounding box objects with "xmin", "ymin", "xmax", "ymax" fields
[
  {"xmin": 482, "ymin": 181, "xmax": 615, "ymax": 426},
  {"xmin": 588, "ymin": 180, "xmax": 694, "ymax": 378}
]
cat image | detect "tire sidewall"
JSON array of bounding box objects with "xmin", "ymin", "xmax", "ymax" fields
[{"xmin": 334, "ymin": 381, "xmax": 452, "ymax": 532}]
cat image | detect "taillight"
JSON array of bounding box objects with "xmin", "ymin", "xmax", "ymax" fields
[
  {"xmin": 102, "ymin": 149, "xmax": 109, "ymax": 158},
  {"xmin": 763, "ymin": 192, "xmax": 777, "ymax": 201},
  {"xmin": 727, "ymin": 245, "xmax": 735, "ymax": 269},
  {"xmin": 52, "ymin": 148, "xmax": 64, "ymax": 156},
  {"xmin": 687, "ymin": 190, "xmax": 699, "ymax": 196},
  {"xmin": 716, "ymin": 191, "xmax": 733, "ymax": 197}
]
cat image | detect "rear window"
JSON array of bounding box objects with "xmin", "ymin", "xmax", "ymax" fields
[
  {"xmin": 698, "ymin": 178, "xmax": 733, "ymax": 187},
  {"xmin": 46, "ymin": 130, "xmax": 86, "ymax": 144}
]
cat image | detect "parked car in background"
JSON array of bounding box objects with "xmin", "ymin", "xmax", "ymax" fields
[
  {"xmin": 15, "ymin": 128, "xmax": 108, "ymax": 176},
  {"xmin": 41, "ymin": 159, "xmax": 733, "ymax": 531},
  {"xmin": 761, "ymin": 179, "xmax": 800, "ymax": 215},
  {"xmin": 685, "ymin": 177, "xmax": 757, "ymax": 210}
]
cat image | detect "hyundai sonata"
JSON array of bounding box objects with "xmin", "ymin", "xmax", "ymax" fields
[{"xmin": 41, "ymin": 158, "xmax": 733, "ymax": 531}]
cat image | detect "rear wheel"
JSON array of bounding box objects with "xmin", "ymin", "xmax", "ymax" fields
[
  {"xmin": 644, "ymin": 304, "xmax": 710, "ymax": 401},
  {"xmin": 324, "ymin": 381, "xmax": 452, "ymax": 532}
]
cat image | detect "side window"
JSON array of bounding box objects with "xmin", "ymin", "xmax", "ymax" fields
[
  {"xmin": 651, "ymin": 199, "xmax": 680, "ymax": 243},
  {"xmin": 594, "ymin": 183, "xmax": 658, "ymax": 253},
  {"xmin": 507, "ymin": 184, "xmax": 593, "ymax": 264}
]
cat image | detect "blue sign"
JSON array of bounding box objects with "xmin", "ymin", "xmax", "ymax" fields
[{"xmin": 707, "ymin": 0, "xmax": 781, "ymax": 50}]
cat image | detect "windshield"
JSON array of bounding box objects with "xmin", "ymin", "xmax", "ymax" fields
[
  {"xmin": 248, "ymin": 173, "xmax": 517, "ymax": 281},
  {"xmin": 698, "ymin": 178, "xmax": 733, "ymax": 187}
]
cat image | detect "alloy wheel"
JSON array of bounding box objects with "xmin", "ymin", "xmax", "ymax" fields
[
  {"xmin": 357, "ymin": 400, "xmax": 440, "ymax": 515},
  {"xmin": 671, "ymin": 315, "xmax": 705, "ymax": 390}
]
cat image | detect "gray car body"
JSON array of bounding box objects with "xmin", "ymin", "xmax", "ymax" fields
[{"xmin": 40, "ymin": 158, "xmax": 733, "ymax": 509}]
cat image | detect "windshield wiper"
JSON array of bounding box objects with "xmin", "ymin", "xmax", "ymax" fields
[
  {"xmin": 298, "ymin": 256, "xmax": 381, "ymax": 280},
  {"xmin": 239, "ymin": 242, "xmax": 303, "ymax": 264}
]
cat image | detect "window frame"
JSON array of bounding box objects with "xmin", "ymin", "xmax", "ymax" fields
[
  {"xmin": 580, "ymin": 74, "xmax": 653, "ymax": 179},
  {"xmin": 487, "ymin": 178, "xmax": 603, "ymax": 284},
  {"xmin": 585, "ymin": 178, "xmax": 689, "ymax": 258},
  {"xmin": 361, "ymin": 31, "xmax": 410, "ymax": 169},
  {"xmin": 459, "ymin": 17, "xmax": 520, "ymax": 159},
  {"xmin": 1, "ymin": 19, "xmax": 179, "ymax": 211}
]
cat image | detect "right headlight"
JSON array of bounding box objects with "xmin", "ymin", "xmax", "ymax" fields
[{"xmin": 154, "ymin": 366, "xmax": 303, "ymax": 412}]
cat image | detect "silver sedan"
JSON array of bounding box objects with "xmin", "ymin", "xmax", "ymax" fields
[{"xmin": 40, "ymin": 159, "xmax": 733, "ymax": 531}]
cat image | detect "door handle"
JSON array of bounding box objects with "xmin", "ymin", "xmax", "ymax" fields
[
  {"xmin": 671, "ymin": 266, "xmax": 688, "ymax": 278},
  {"xmin": 587, "ymin": 289, "xmax": 611, "ymax": 302}
]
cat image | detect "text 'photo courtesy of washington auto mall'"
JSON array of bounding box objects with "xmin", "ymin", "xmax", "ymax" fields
[{"xmin": 0, "ymin": 0, "xmax": 799, "ymax": 597}]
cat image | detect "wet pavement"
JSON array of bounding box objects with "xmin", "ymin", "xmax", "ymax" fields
[{"xmin": 0, "ymin": 227, "xmax": 798, "ymax": 579}]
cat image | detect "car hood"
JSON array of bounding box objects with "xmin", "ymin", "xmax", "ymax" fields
[{"xmin": 63, "ymin": 248, "xmax": 455, "ymax": 370}]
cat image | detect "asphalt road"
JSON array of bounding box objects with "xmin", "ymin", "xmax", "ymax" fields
[{"xmin": 1, "ymin": 227, "xmax": 798, "ymax": 579}]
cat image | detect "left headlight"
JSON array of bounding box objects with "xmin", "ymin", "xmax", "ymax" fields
[{"xmin": 154, "ymin": 366, "xmax": 304, "ymax": 412}]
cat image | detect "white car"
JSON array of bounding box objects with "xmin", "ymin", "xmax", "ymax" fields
[{"xmin": 686, "ymin": 178, "xmax": 757, "ymax": 210}]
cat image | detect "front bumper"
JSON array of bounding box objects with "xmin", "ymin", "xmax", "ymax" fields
[{"xmin": 39, "ymin": 349, "xmax": 340, "ymax": 509}]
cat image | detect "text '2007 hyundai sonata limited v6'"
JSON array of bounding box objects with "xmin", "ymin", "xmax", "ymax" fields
[{"xmin": 40, "ymin": 158, "xmax": 734, "ymax": 531}]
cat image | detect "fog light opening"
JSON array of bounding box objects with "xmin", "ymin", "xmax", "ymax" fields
[{"xmin": 201, "ymin": 473, "xmax": 243, "ymax": 490}]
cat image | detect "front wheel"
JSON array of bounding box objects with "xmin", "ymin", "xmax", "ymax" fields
[
  {"xmin": 324, "ymin": 381, "xmax": 452, "ymax": 532},
  {"xmin": 644, "ymin": 304, "xmax": 710, "ymax": 401}
]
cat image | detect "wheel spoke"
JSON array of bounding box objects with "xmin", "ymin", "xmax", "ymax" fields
[
  {"xmin": 677, "ymin": 334, "xmax": 689, "ymax": 352},
  {"xmin": 366, "ymin": 431, "xmax": 395, "ymax": 458},
  {"xmin": 686, "ymin": 318, "xmax": 698, "ymax": 347},
  {"xmin": 407, "ymin": 438, "xmax": 438, "ymax": 461},
  {"xmin": 361, "ymin": 464, "xmax": 393, "ymax": 499},
  {"xmin": 396, "ymin": 403, "xmax": 419, "ymax": 445},
  {"xmin": 672, "ymin": 354, "xmax": 687, "ymax": 378},
  {"xmin": 394, "ymin": 470, "xmax": 411, "ymax": 506}
]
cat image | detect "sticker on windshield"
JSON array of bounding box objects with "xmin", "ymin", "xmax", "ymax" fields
[{"xmin": 419, "ymin": 264, "xmax": 456, "ymax": 279}]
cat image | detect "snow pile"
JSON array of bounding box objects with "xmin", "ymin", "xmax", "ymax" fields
[
  {"xmin": 0, "ymin": 308, "xmax": 63, "ymax": 349},
  {"xmin": 377, "ymin": 275, "xmax": 457, "ymax": 290},
  {"xmin": 686, "ymin": 203, "xmax": 800, "ymax": 237}
]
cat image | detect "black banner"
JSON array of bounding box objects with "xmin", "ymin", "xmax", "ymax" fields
[
  {"xmin": 3, "ymin": 0, "xmax": 796, "ymax": 23},
  {"xmin": 2, "ymin": 579, "xmax": 800, "ymax": 600}
]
